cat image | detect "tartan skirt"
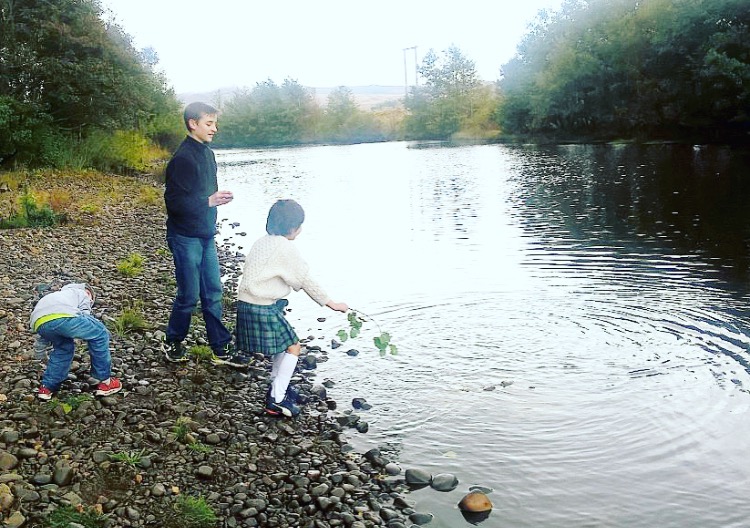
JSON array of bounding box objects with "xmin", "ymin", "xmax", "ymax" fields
[{"xmin": 236, "ymin": 299, "xmax": 298, "ymax": 357}]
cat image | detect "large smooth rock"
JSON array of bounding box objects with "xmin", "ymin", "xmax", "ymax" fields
[
  {"xmin": 458, "ymin": 490, "xmax": 493, "ymax": 512},
  {"xmin": 404, "ymin": 468, "xmax": 432, "ymax": 486}
]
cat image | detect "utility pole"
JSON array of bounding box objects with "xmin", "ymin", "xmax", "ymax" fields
[{"xmin": 403, "ymin": 46, "xmax": 417, "ymax": 98}]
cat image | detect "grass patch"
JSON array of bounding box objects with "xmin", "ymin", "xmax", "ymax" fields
[
  {"xmin": 110, "ymin": 449, "xmax": 145, "ymax": 468},
  {"xmin": 189, "ymin": 345, "xmax": 213, "ymax": 363},
  {"xmin": 78, "ymin": 202, "xmax": 102, "ymax": 215},
  {"xmin": 139, "ymin": 185, "xmax": 162, "ymax": 206},
  {"xmin": 116, "ymin": 252, "xmax": 145, "ymax": 277},
  {"xmin": 45, "ymin": 504, "xmax": 106, "ymax": 528},
  {"xmin": 173, "ymin": 416, "xmax": 193, "ymax": 443},
  {"xmin": 47, "ymin": 394, "xmax": 93, "ymax": 414},
  {"xmin": 155, "ymin": 247, "xmax": 171, "ymax": 258},
  {"xmin": 173, "ymin": 495, "xmax": 217, "ymax": 528},
  {"xmin": 110, "ymin": 299, "xmax": 149, "ymax": 336},
  {"xmin": 186, "ymin": 442, "xmax": 212, "ymax": 454}
]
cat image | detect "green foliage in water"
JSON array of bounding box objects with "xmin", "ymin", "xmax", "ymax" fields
[{"xmin": 338, "ymin": 310, "xmax": 398, "ymax": 356}]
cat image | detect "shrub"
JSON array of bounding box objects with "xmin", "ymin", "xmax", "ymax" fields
[{"xmin": 0, "ymin": 188, "xmax": 62, "ymax": 228}]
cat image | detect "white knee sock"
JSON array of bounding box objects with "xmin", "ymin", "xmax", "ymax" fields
[
  {"xmin": 271, "ymin": 352, "xmax": 298, "ymax": 403},
  {"xmin": 270, "ymin": 353, "xmax": 285, "ymax": 380}
]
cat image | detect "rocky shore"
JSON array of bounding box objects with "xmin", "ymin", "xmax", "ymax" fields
[{"xmin": 0, "ymin": 174, "xmax": 423, "ymax": 528}]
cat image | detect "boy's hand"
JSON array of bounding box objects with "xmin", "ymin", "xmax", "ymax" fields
[
  {"xmin": 209, "ymin": 190, "xmax": 233, "ymax": 207},
  {"xmin": 327, "ymin": 301, "xmax": 349, "ymax": 313}
]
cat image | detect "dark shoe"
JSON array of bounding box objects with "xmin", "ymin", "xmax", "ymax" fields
[
  {"xmin": 265, "ymin": 392, "xmax": 300, "ymax": 417},
  {"xmin": 224, "ymin": 351, "xmax": 252, "ymax": 368},
  {"xmin": 211, "ymin": 343, "xmax": 248, "ymax": 367},
  {"xmin": 37, "ymin": 386, "xmax": 54, "ymax": 401},
  {"xmin": 266, "ymin": 384, "xmax": 300, "ymax": 404},
  {"xmin": 163, "ymin": 340, "xmax": 188, "ymax": 363},
  {"xmin": 210, "ymin": 343, "xmax": 232, "ymax": 365},
  {"xmin": 95, "ymin": 377, "xmax": 122, "ymax": 397}
]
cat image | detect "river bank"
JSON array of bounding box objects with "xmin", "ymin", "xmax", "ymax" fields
[{"xmin": 0, "ymin": 173, "xmax": 417, "ymax": 528}]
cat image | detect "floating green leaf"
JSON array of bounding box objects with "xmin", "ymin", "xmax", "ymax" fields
[{"xmin": 337, "ymin": 329, "xmax": 349, "ymax": 342}]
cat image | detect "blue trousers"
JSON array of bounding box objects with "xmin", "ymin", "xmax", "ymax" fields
[
  {"xmin": 166, "ymin": 232, "xmax": 231, "ymax": 348},
  {"xmin": 37, "ymin": 314, "xmax": 111, "ymax": 391}
]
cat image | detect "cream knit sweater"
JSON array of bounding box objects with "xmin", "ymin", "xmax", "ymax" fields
[{"xmin": 237, "ymin": 235, "xmax": 330, "ymax": 306}]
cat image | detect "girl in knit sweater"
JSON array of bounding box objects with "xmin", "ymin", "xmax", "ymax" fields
[{"xmin": 237, "ymin": 199, "xmax": 348, "ymax": 417}]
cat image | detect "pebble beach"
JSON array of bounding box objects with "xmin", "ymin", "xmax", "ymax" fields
[{"xmin": 0, "ymin": 173, "xmax": 425, "ymax": 528}]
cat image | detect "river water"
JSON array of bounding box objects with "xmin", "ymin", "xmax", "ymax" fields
[{"xmin": 215, "ymin": 142, "xmax": 750, "ymax": 528}]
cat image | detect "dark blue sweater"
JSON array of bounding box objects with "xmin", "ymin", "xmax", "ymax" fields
[{"xmin": 164, "ymin": 136, "xmax": 218, "ymax": 239}]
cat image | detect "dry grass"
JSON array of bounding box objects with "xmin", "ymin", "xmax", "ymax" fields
[{"xmin": 0, "ymin": 169, "xmax": 162, "ymax": 226}]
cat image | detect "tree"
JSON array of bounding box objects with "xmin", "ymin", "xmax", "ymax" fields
[
  {"xmin": 404, "ymin": 45, "xmax": 489, "ymax": 139},
  {"xmin": 216, "ymin": 79, "xmax": 320, "ymax": 147}
]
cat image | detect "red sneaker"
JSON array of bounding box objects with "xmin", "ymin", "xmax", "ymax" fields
[
  {"xmin": 37, "ymin": 386, "xmax": 53, "ymax": 401},
  {"xmin": 95, "ymin": 377, "xmax": 122, "ymax": 397}
]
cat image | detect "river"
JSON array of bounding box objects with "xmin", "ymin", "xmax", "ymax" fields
[{"xmin": 215, "ymin": 141, "xmax": 750, "ymax": 528}]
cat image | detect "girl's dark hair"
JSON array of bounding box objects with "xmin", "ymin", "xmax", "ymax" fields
[
  {"xmin": 266, "ymin": 199, "xmax": 305, "ymax": 236},
  {"xmin": 183, "ymin": 102, "xmax": 218, "ymax": 130}
]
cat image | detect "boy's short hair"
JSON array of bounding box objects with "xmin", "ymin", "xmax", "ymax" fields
[
  {"xmin": 266, "ymin": 199, "xmax": 305, "ymax": 236},
  {"xmin": 183, "ymin": 102, "xmax": 218, "ymax": 131},
  {"xmin": 85, "ymin": 285, "xmax": 97, "ymax": 306}
]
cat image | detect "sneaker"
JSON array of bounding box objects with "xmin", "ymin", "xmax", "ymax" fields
[
  {"xmin": 265, "ymin": 393, "xmax": 301, "ymax": 417},
  {"xmin": 222, "ymin": 351, "xmax": 252, "ymax": 368},
  {"xmin": 265, "ymin": 384, "xmax": 300, "ymax": 404},
  {"xmin": 37, "ymin": 386, "xmax": 53, "ymax": 401},
  {"xmin": 95, "ymin": 377, "xmax": 122, "ymax": 397},
  {"xmin": 163, "ymin": 340, "xmax": 188, "ymax": 363},
  {"xmin": 210, "ymin": 343, "xmax": 235, "ymax": 365}
]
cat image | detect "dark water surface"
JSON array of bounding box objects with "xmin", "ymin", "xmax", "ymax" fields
[{"xmin": 216, "ymin": 142, "xmax": 750, "ymax": 528}]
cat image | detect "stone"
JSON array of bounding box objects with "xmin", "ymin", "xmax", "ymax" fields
[
  {"xmin": 196, "ymin": 466, "xmax": 214, "ymax": 480},
  {"xmin": 409, "ymin": 512, "xmax": 434, "ymax": 525},
  {"xmin": 0, "ymin": 452, "xmax": 18, "ymax": 471},
  {"xmin": 53, "ymin": 464, "xmax": 74, "ymax": 486},
  {"xmin": 458, "ymin": 491, "xmax": 493, "ymax": 512},
  {"xmin": 404, "ymin": 468, "xmax": 432, "ymax": 486},
  {"xmin": 3, "ymin": 511, "xmax": 25, "ymax": 528},
  {"xmin": 431, "ymin": 473, "xmax": 459, "ymax": 492},
  {"xmin": 0, "ymin": 483, "xmax": 14, "ymax": 511}
]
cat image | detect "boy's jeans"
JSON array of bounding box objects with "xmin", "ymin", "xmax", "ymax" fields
[
  {"xmin": 166, "ymin": 232, "xmax": 232, "ymax": 349},
  {"xmin": 37, "ymin": 314, "xmax": 112, "ymax": 391}
]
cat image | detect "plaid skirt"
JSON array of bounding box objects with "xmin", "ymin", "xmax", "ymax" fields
[{"xmin": 236, "ymin": 299, "xmax": 298, "ymax": 357}]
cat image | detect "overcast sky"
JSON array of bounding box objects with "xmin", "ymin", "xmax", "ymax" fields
[{"xmin": 99, "ymin": 0, "xmax": 564, "ymax": 94}]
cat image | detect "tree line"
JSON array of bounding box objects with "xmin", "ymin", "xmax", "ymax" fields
[
  {"xmin": 498, "ymin": 0, "xmax": 750, "ymax": 142},
  {"xmin": 1, "ymin": 0, "xmax": 747, "ymax": 172},
  {"xmin": 215, "ymin": 0, "xmax": 749, "ymax": 146},
  {"xmin": 0, "ymin": 0, "xmax": 182, "ymax": 170}
]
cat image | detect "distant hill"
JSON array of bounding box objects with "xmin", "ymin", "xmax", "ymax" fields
[{"xmin": 179, "ymin": 85, "xmax": 404, "ymax": 111}]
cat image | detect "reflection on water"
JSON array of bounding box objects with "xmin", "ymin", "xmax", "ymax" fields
[{"xmin": 216, "ymin": 142, "xmax": 750, "ymax": 528}]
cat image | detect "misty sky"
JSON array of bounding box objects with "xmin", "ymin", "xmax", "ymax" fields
[{"xmin": 100, "ymin": 0, "xmax": 564, "ymax": 93}]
